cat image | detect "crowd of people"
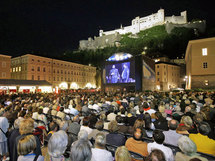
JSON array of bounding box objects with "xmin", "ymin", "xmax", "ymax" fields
[{"xmin": 0, "ymin": 90, "xmax": 215, "ymax": 161}]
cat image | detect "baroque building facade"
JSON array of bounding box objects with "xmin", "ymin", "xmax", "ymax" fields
[
  {"xmin": 0, "ymin": 54, "xmax": 11, "ymax": 79},
  {"xmin": 11, "ymin": 54, "xmax": 97, "ymax": 89},
  {"xmin": 185, "ymin": 37, "xmax": 215, "ymax": 89}
]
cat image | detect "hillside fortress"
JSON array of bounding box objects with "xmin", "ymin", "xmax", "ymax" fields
[{"xmin": 79, "ymin": 9, "xmax": 205, "ymax": 50}]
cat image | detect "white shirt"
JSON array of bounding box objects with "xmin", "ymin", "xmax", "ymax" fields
[
  {"xmin": 92, "ymin": 104, "xmax": 101, "ymax": 112},
  {"xmin": 91, "ymin": 148, "xmax": 113, "ymax": 161},
  {"xmin": 80, "ymin": 126, "xmax": 93, "ymax": 135},
  {"xmin": 143, "ymin": 108, "xmax": 156, "ymax": 115},
  {"xmin": 147, "ymin": 142, "xmax": 174, "ymax": 161}
]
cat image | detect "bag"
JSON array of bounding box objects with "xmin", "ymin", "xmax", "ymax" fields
[
  {"xmin": 33, "ymin": 154, "xmax": 39, "ymax": 161},
  {"xmin": 0, "ymin": 127, "xmax": 8, "ymax": 137}
]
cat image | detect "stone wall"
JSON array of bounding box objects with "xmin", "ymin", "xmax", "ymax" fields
[
  {"xmin": 79, "ymin": 33, "xmax": 121, "ymax": 50},
  {"xmin": 165, "ymin": 20, "xmax": 206, "ymax": 34},
  {"xmin": 191, "ymin": 75, "xmax": 215, "ymax": 89}
]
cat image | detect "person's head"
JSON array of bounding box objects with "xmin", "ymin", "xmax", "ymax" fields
[
  {"xmin": 73, "ymin": 115, "xmax": 80, "ymax": 123},
  {"xmin": 115, "ymin": 146, "xmax": 131, "ymax": 161},
  {"xmin": 133, "ymin": 128, "xmax": 144, "ymax": 141},
  {"xmin": 153, "ymin": 130, "xmax": 165, "ymax": 144},
  {"xmin": 155, "ymin": 112, "xmax": 163, "ymax": 120},
  {"xmin": 95, "ymin": 120, "xmax": 104, "ymax": 131},
  {"xmin": 48, "ymin": 130, "xmax": 68, "ymax": 158},
  {"xmin": 108, "ymin": 120, "xmax": 119, "ymax": 133},
  {"xmin": 78, "ymin": 130, "xmax": 89, "ymax": 141},
  {"xmin": 112, "ymin": 65, "xmax": 115, "ymax": 68},
  {"xmin": 178, "ymin": 136, "xmax": 197, "ymax": 156},
  {"xmin": 116, "ymin": 115, "xmax": 123, "ymax": 123},
  {"xmin": 19, "ymin": 119, "xmax": 34, "ymax": 135},
  {"xmin": 133, "ymin": 118, "xmax": 145, "ymax": 129},
  {"xmin": 198, "ymin": 121, "xmax": 211, "ymax": 135},
  {"xmin": 142, "ymin": 102, "xmax": 149, "ymax": 109},
  {"xmin": 83, "ymin": 116, "xmax": 90, "ymax": 126},
  {"xmin": 168, "ymin": 119, "xmax": 179, "ymax": 130},
  {"xmin": 60, "ymin": 107, "xmax": 64, "ymax": 112},
  {"xmin": 19, "ymin": 110, "xmax": 26, "ymax": 117},
  {"xmin": 180, "ymin": 116, "xmax": 193, "ymax": 128},
  {"xmin": 70, "ymin": 139, "xmax": 92, "ymax": 161},
  {"xmin": 144, "ymin": 112, "xmax": 152, "ymax": 129},
  {"xmin": 49, "ymin": 121, "xmax": 59, "ymax": 132},
  {"xmin": 60, "ymin": 121, "xmax": 69, "ymax": 131},
  {"xmin": 147, "ymin": 149, "xmax": 166, "ymax": 161},
  {"xmin": 38, "ymin": 108, "xmax": 43, "ymax": 114},
  {"xmin": 95, "ymin": 133, "xmax": 106, "ymax": 149},
  {"xmin": 18, "ymin": 135, "xmax": 36, "ymax": 155},
  {"xmin": 14, "ymin": 118, "xmax": 24, "ymax": 129}
]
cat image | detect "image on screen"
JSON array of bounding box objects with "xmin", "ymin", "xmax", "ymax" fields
[{"xmin": 105, "ymin": 62, "xmax": 135, "ymax": 84}]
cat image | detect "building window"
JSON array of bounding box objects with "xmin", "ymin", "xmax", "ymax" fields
[
  {"xmin": 38, "ymin": 60, "xmax": 40, "ymax": 62},
  {"xmin": 164, "ymin": 72, "xmax": 166, "ymax": 75},
  {"xmin": 19, "ymin": 67, "xmax": 21, "ymax": 72},
  {"xmin": 53, "ymin": 69, "xmax": 55, "ymax": 73},
  {"xmin": 57, "ymin": 77, "xmax": 59, "ymax": 81},
  {"xmin": 16, "ymin": 67, "xmax": 18, "ymax": 72},
  {"xmin": 32, "ymin": 75, "xmax": 34, "ymax": 80},
  {"xmin": 202, "ymin": 48, "xmax": 207, "ymax": 56},
  {"xmin": 54, "ymin": 77, "xmax": 55, "ymax": 81},
  {"xmin": 157, "ymin": 78, "xmax": 159, "ymax": 81},
  {"xmin": 43, "ymin": 67, "xmax": 46, "ymax": 72},
  {"xmin": 32, "ymin": 59, "xmax": 34, "ymax": 61},
  {"xmin": 37, "ymin": 67, "xmax": 40, "ymax": 71},
  {"xmin": 32, "ymin": 67, "xmax": 34, "ymax": 71},
  {"xmin": 38, "ymin": 76, "xmax": 40, "ymax": 80},
  {"xmin": 157, "ymin": 72, "xmax": 159, "ymax": 75},
  {"xmin": 61, "ymin": 70, "xmax": 63, "ymax": 74},
  {"xmin": 203, "ymin": 62, "xmax": 208, "ymax": 68},
  {"xmin": 2, "ymin": 62, "xmax": 6, "ymax": 68},
  {"xmin": 61, "ymin": 77, "xmax": 63, "ymax": 81},
  {"xmin": 13, "ymin": 68, "xmax": 15, "ymax": 72},
  {"xmin": 157, "ymin": 65, "xmax": 159, "ymax": 68}
]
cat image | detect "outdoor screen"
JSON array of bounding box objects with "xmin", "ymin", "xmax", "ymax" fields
[{"xmin": 105, "ymin": 61, "xmax": 135, "ymax": 84}]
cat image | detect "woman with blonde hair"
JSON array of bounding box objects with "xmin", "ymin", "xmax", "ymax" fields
[
  {"xmin": 115, "ymin": 146, "xmax": 131, "ymax": 161},
  {"xmin": 13, "ymin": 119, "xmax": 42, "ymax": 161},
  {"xmin": 17, "ymin": 135, "xmax": 44, "ymax": 161},
  {"xmin": 177, "ymin": 116, "xmax": 194, "ymax": 134}
]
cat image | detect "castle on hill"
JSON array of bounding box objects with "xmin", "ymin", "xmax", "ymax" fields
[{"xmin": 79, "ymin": 9, "xmax": 205, "ymax": 50}]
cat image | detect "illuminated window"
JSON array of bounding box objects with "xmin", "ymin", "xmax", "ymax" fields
[
  {"xmin": 16, "ymin": 67, "xmax": 18, "ymax": 72},
  {"xmin": 13, "ymin": 68, "xmax": 15, "ymax": 72},
  {"xmin": 19, "ymin": 67, "xmax": 21, "ymax": 71},
  {"xmin": 202, "ymin": 48, "xmax": 207, "ymax": 56},
  {"xmin": 203, "ymin": 62, "xmax": 208, "ymax": 68}
]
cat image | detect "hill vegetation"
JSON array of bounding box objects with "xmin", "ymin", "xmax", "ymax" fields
[{"xmin": 61, "ymin": 25, "xmax": 203, "ymax": 67}]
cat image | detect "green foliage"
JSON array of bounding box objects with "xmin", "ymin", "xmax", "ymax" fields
[{"xmin": 62, "ymin": 25, "xmax": 200, "ymax": 67}]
